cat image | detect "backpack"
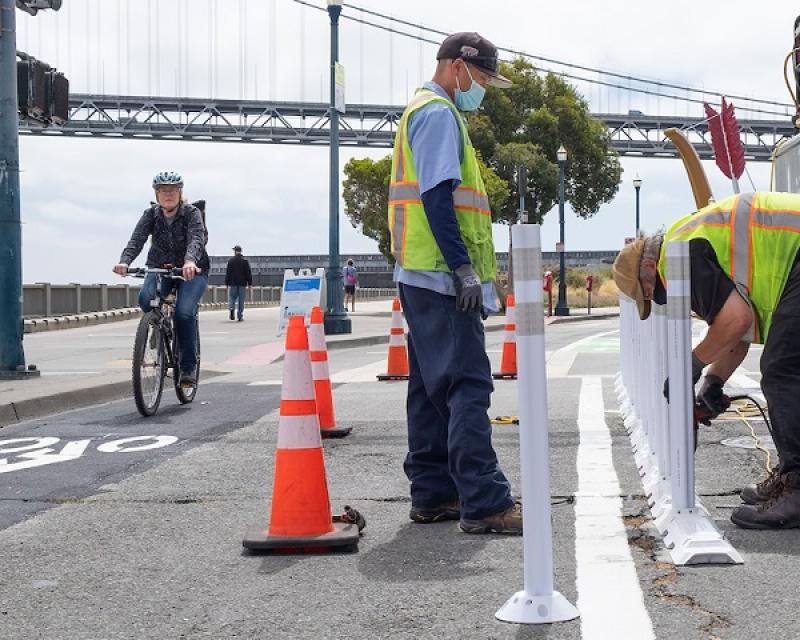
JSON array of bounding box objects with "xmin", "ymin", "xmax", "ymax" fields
[{"xmin": 344, "ymin": 266, "xmax": 357, "ymax": 285}]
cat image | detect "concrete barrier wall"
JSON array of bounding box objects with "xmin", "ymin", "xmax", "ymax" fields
[{"xmin": 22, "ymin": 283, "xmax": 398, "ymax": 332}]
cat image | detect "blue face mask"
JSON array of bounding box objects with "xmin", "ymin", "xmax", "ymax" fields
[{"xmin": 454, "ymin": 64, "xmax": 486, "ymax": 112}]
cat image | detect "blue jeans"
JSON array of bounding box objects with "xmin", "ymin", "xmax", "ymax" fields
[
  {"xmin": 398, "ymin": 283, "xmax": 513, "ymax": 520},
  {"xmin": 228, "ymin": 285, "xmax": 246, "ymax": 320},
  {"xmin": 138, "ymin": 273, "xmax": 208, "ymax": 372}
]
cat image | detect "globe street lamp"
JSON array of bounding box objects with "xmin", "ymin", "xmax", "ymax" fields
[
  {"xmin": 323, "ymin": 0, "xmax": 351, "ymax": 334},
  {"xmin": 554, "ymin": 145, "xmax": 570, "ymax": 317},
  {"xmin": 633, "ymin": 174, "xmax": 642, "ymax": 236}
]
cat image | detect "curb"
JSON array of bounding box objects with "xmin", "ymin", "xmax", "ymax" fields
[
  {"xmin": 24, "ymin": 302, "xmax": 278, "ymax": 334},
  {"xmin": 0, "ymin": 380, "xmax": 132, "ymax": 428},
  {"xmin": 0, "ymin": 370, "xmax": 229, "ymax": 429},
  {"xmin": 547, "ymin": 310, "xmax": 619, "ymax": 325}
]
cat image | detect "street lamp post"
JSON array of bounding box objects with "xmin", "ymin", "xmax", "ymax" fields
[
  {"xmin": 323, "ymin": 0, "xmax": 351, "ymax": 335},
  {"xmin": 554, "ymin": 145, "xmax": 570, "ymax": 317},
  {"xmin": 633, "ymin": 174, "xmax": 642, "ymax": 236},
  {"xmin": 0, "ymin": 0, "xmax": 38, "ymax": 378}
]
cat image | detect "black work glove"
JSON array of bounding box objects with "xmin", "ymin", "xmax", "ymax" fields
[
  {"xmin": 697, "ymin": 374, "xmax": 730, "ymax": 419},
  {"xmin": 453, "ymin": 264, "xmax": 483, "ymax": 313},
  {"xmin": 663, "ymin": 352, "xmax": 706, "ymax": 401}
]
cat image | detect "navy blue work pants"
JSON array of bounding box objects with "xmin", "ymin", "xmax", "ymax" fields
[{"xmin": 398, "ymin": 283, "xmax": 513, "ymax": 520}]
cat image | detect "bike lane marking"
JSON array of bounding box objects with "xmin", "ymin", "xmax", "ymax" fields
[
  {"xmin": 575, "ymin": 376, "xmax": 655, "ymax": 639},
  {"xmin": 0, "ymin": 436, "xmax": 179, "ymax": 474}
]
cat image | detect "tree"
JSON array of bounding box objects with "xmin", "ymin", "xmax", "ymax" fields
[
  {"xmin": 342, "ymin": 156, "xmax": 392, "ymax": 260},
  {"xmin": 473, "ymin": 58, "xmax": 621, "ymax": 224}
]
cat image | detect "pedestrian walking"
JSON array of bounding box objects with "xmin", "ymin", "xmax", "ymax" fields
[
  {"xmin": 613, "ymin": 191, "xmax": 800, "ymax": 530},
  {"xmin": 343, "ymin": 259, "xmax": 358, "ymax": 312},
  {"xmin": 388, "ymin": 32, "xmax": 521, "ymax": 534},
  {"xmin": 225, "ymin": 245, "xmax": 252, "ymax": 322}
]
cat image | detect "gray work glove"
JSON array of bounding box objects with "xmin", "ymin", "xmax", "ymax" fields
[{"xmin": 453, "ymin": 264, "xmax": 483, "ymax": 313}]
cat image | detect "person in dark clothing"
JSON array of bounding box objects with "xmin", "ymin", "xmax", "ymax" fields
[
  {"xmin": 113, "ymin": 171, "xmax": 208, "ymax": 387},
  {"xmin": 225, "ymin": 245, "xmax": 252, "ymax": 321},
  {"xmin": 613, "ymin": 191, "xmax": 800, "ymax": 530}
]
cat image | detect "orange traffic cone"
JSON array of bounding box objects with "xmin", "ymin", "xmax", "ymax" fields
[
  {"xmin": 493, "ymin": 294, "xmax": 517, "ymax": 380},
  {"xmin": 309, "ymin": 306, "xmax": 351, "ymax": 439},
  {"xmin": 242, "ymin": 315, "xmax": 359, "ymax": 552},
  {"xmin": 377, "ymin": 298, "xmax": 409, "ymax": 381}
]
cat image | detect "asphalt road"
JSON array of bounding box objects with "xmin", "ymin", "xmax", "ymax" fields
[{"xmin": 0, "ymin": 314, "xmax": 794, "ymax": 640}]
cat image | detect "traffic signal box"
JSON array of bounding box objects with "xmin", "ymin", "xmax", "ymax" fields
[{"xmin": 17, "ymin": 58, "xmax": 69, "ymax": 126}]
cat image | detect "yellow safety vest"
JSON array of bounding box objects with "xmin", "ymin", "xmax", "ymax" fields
[
  {"xmin": 658, "ymin": 192, "xmax": 800, "ymax": 343},
  {"xmin": 388, "ymin": 89, "xmax": 496, "ymax": 282}
]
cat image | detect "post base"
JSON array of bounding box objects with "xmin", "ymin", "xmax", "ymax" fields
[
  {"xmin": 496, "ymin": 590, "xmax": 579, "ymax": 624},
  {"xmin": 323, "ymin": 313, "xmax": 352, "ymax": 335},
  {"xmin": 660, "ymin": 509, "xmax": 743, "ymax": 565},
  {"xmin": 0, "ymin": 367, "xmax": 41, "ymax": 380},
  {"xmin": 554, "ymin": 306, "xmax": 571, "ymax": 317}
]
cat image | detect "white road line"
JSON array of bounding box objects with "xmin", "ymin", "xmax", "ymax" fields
[
  {"xmin": 575, "ymin": 376, "xmax": 655, "ymax": 640},
  {"xmin": 330, "ymin": 359, "xmax": 388, "ymax": 383},
  {"xmin": 249, "ymin": 359, "xmax": 391, "ymax": 386}
]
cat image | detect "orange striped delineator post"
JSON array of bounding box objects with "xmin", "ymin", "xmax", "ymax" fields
[
  {"xmin": 377, "ymin": 298, "xmax": 409, "ymax": 381},
  {"xmin": 309, "ymin": 306, "xmax": 351, "ymax": 438},
  {"xmin": 242, "ymin": 315, "xmax": 359, "ymax": 552},
  {"xmin": 493, "ymin": 294, "xmax": 517, "ymax": 380}
]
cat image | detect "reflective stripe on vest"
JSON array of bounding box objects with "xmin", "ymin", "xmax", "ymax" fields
[
  {"xmin": 388, "ymin": 89, "xmax": 496, "ymax": 282},
  {"xmin": 659, "ymin": 192, "xmax": 800, "ymax": 343}
]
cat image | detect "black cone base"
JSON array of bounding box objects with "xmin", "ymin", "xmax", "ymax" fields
[
  {"xmin": 243, "ymin": 521, "xmax": 360, "ymax": 553},
  {"xmin": 321, "ymin": 426, "xmax": 353, "ymax": 439},
  {"xmin": 492, "ymin": 372, "xmax": 517, "ymax": 380},
  {"xmin": 376, "ymin": 374, "xmax": 409, "ymax": 381}
]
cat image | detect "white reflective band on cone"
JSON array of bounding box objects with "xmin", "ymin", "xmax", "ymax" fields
[
  {"xmin": 281, "ymin": 350, "xmax": 315, "ymax": 400},
  {"xmin": 311, "ymin": 360, "xmax": 330, "ymax": 380},
  {"xmin": 309, "ymin": 326, "xmax": 327, "ymax": 352},
  {"xmin": 390, "ymin": 334, "xmax": 405, "ymax": 346},
  {"xmin": 277, "ymin": 414, "xmax": 323, "ymax": 449}
]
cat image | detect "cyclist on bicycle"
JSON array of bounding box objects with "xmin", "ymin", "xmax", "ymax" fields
[{"xmin": 112, "ymin": 171, "xmax": 209, "ymax": 387}]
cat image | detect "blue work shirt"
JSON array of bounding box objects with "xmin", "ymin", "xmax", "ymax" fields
[{"xmin": 393, "ymin": 81, "xmax": 497, "ymax": 312}]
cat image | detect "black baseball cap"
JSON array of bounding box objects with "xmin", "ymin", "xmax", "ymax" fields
[
  {"xmin": 233, "ymin": 245, "xmax": 242, "ymax": 252},
  {"xmin": 437, "ymin": 32, "xmax": 512, "ymax": 88}
]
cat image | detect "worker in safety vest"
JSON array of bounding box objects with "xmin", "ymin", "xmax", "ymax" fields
[
  {"xmin": 613, "ymin": 192, "xmax": 800, "ymax": 530},
  {"xmin": 388, "ymin": 32, "xmax": 521, "ymax": 534}
]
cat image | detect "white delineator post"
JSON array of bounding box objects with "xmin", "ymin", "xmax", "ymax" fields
[
  {"xmin": 495, "ymin": 224, "xmax": 580, "ymax": 625},
  {"xmin": 653, "ymin": 241, "xmax": 742, "ymax": 565}
]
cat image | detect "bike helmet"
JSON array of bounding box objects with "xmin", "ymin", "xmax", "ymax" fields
[{"xmin": 152, "ymin": 171, "xmax": 184, "ymax": 189}]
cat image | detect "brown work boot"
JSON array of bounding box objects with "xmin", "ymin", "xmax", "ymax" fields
[
  {"xmin": 731, "ymin": 473, "xmax": 800, "ymax": 529},
  {"xmin": 459, "ymin": 502, "xmax": 522, "ymax": 535},
  {"xmin": 409, "ymin": 498, "xmax": 460, "ymax": 524},
  {"xmin": 740, "ymin": 466, "xmax": 781, "ymax": 505}
]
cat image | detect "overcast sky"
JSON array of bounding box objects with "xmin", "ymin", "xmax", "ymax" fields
[{"xmin": 14, "ymin": 0, "xmax": 800, "ymax": 283}]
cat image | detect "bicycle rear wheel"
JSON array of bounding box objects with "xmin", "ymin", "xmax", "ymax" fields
[
  {"xmin": 132, "ymin": 313, "xmax": 166, "ymax": 417},
  {"xmin": 174, "ymin": 314, "xmax": 200, "ymax": 404}
]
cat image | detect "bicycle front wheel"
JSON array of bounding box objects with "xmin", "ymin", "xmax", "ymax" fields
[
  {"xmin": 132, "ymin": 313, "xmax": 166, "ymax": 417},
  {"xmin": 174, "ymin": 315, "xmax": 200, "ymax": 405}
]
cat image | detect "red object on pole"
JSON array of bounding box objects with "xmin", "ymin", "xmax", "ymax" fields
[
  {"xmin": 704, "ymin": 98, "xmax": 746, "ymax": 181},
  {"xmin": 543, "ymin": 271, "xmax": 554, "ymax": 317}
]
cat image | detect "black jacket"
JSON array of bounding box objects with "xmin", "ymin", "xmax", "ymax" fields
[
  {"xmin": 225, "ymin": 255, "xmax": 252, "ymax": 287},
  {"xmin": 120, "ymin": 203, "xmax": 210, "ymax": 271}
]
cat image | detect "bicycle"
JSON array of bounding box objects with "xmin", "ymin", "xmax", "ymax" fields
[{"xmin": 122, "ymin": 267, "xmax": 201, "ymax": 417}]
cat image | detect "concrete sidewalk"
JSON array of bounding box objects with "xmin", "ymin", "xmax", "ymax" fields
[{"xmin": 0, "ymin": 300, "xmax": 618, "ymax": 428}]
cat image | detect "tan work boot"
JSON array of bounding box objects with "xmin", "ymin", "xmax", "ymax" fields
[
  {"xmin": 459, "ymin": 502, "xmax": 522, "ymax": 535},
  {"xmin": 409, "ymin": 498, "xmax": 461, "ymax": 524}
]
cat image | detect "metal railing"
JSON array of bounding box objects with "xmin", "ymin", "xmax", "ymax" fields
[{"xmin": 23, "ymin": 283, "xmax": 397, "ymax": 318}]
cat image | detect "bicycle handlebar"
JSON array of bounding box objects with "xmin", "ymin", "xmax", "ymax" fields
[{"xmin": 122, "ymin": 266, "xmax": 202, "ymax": 280}]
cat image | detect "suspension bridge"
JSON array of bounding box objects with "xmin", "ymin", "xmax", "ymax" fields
[{"xmin": 14, "ymin": 0, "xmax": 799, "ymax": 162}]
